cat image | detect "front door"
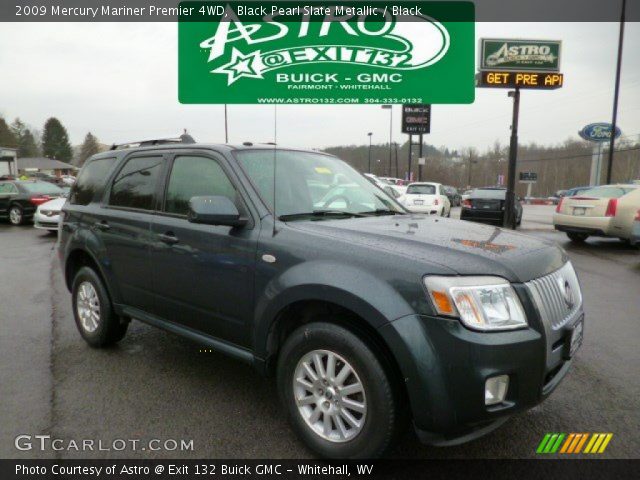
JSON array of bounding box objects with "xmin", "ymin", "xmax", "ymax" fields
[
  {"xmin": 0, "ymin": 183, "xmax": 18, "ymax": 217},
  {"xmin": 149, "ymin": 154, "xmax": 258, "ymax": 347}
]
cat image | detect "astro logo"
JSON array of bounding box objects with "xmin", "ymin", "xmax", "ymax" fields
[
  {"xmin": 199, "ymin": 5, "xmax": 450, "ymax": 85},
  {"xmin": 536, "ymin": 433, "xmax": 613, "ymax": 454}
]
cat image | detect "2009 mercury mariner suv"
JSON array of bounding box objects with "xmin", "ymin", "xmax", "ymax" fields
[{"xmin": 58, "ymin": 137, "xmax": 584, "ymax": 458}]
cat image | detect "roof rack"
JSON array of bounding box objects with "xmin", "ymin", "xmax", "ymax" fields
[{"xmin": 110, "ymin": 132, "xmax": 196, "ymax": 150}]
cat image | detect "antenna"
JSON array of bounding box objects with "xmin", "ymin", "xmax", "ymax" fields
[{"xmin": 272, "ymin": 105, "xmax": 278, "ymax": 236}]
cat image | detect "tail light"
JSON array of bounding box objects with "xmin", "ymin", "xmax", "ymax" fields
[
  {"xmin": 605, "ymin": 198, "xmax": 618, "ymax": 217},
  {"xmin": 555, "ymin": 197, "xmax": 564, "ymax": 213},
  {"xmin": 634, "ymin": 209, "xmax": 640, "ymax": 221},
  {"xmin": 29, "ymin": 195, "xmax": 51, "ymax": 206},
  {"xmin": 462, "ymin": 199, "xmax": 472, "ymax": 208},
  {"xmin": 434, "ymin": 199, "xmax": 439, "ymax": 205}
]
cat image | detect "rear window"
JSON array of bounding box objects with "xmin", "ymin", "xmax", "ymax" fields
[
  {"xmin": 578, "ymin": 186, "xmax": 635, "ymax": 199},
  {"xmin": 471, "ymin": 189, "xmax": 506, "ymax": 200},
  {"xmin": 70, "ymin": 158, "xmax": 116, "ymax": 205},
  {"xmin": 407, "ymin": 184, "xmax": 436, "ymax": 195},
  {"xmin": 20, "ymin": 182, "xmax": 64, "ymax": 195}
]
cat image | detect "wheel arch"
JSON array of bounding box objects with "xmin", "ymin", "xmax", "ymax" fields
[{"xmin": 64, "ymin": 249, "xmax": 116, "ymax": 303}]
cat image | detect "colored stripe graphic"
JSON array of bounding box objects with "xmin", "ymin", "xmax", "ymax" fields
[{"xmin": 537, "ymin": 433, "xmax": 612, "ymax": 454}]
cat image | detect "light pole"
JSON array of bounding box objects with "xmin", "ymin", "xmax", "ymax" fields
[
  {"xmin": 381, "ymin": 105, "xmax": 392, "ymax": 176},
  {"xmin": 606, "ymin": 0, "xmax": 626, "ymax": 184},
  {"xmin": 367, "ymin": 132, "xmax": 373, "ymax": 173}
]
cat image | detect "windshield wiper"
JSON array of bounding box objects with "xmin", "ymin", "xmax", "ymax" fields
[
  {"xmin": 279, "ymin": 210, "xmax": 366, "ymax": 221},
  {"xmin": 358, "ymin": 209, "xmax": 402, "ymax": 216}
]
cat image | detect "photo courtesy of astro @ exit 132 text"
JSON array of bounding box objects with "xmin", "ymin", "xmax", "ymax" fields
[{"xmin": 0, "ymin": 0, "xmax": 639, "ymax": 479}]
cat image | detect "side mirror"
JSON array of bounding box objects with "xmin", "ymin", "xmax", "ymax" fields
[{"xmin": 187, "ymin": 196, "xmax": 247, "ymax": 227}]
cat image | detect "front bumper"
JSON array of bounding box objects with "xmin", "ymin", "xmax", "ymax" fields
[
  {"xmin": 379, "ymin": 304, "xmax": 581, "ymax": 445},
  {"xmin": 34, "ymin": 213, "xmax": 61, "ymax": 231}
]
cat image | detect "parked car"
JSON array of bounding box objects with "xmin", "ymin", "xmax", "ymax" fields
[
  {"xmin": 461, "ymin": 187, "xmax": 523, "ymax": 226},
  {"xmin": 562, "ymin": 186, "xmax": 592, "ymax": 198},
  {"xmin": 0, "ymin": 180, "xmax": 66, "ymax": 225},
  {"xmin": 362, "ymin": 173, "xmax": 388, "ymax": 191},
  {"xmin": 25, "ymin": 171, "xmax": 64, "ymax": 186},
  {"xmin": 553, "ymin": 184, "xmax": 640, "ymax": 243},
  {"xmin": 461, "ymin": 189, "xmax": 473, "ymax": 202},
  {"xmin": 631, "ymin": 209, "xmax": 640, "ymax": 246},
  {"xmin": 60, "ymin": 175, "xmax": 77, "ymax": 186},
  {"xmin": 443, "ymin": 185, "xmax": 461, "ymax": 206},
  {"xmin": 34, "ymin": 196, "xmax": 66, "ymax": 232},
  {"xmin": 378, "ymin": 177, "xmax": 405, "ymax": 186},
  {"xmin": 59, "ymin": 140, "xmax": 583, "ymax": 458},
  {"xmin": 398, "ymin": 182, "xmax": 451, "ymax": 216}
]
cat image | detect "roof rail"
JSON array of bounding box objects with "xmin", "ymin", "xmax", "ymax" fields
[{"xmin": 110, "ymin": 132, "xmax": 196, "ymax": 150}]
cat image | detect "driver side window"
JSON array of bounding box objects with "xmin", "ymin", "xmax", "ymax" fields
[{"xmin": 164, "ymin": 156, "xmax": 237, "ymax": 216}]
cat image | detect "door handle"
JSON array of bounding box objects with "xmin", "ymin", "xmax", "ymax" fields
[
  {"xmin": 158, "ymin": 232, "xmax": 179, "ymax": 245},
  {"xmin": 94, "ymin": 221, "xmax": 110, "ymax": 231}
]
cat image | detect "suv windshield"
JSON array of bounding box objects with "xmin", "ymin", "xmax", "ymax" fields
[
  {"xmin": 236, "ymin": 150, "xmax": 404, "ymax": 219},
  {"xmin": 407, "ymin": 184, "xmax": 436, "ymax": 195}
]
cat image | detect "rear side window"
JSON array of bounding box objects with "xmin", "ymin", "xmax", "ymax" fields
[
  {"xmin": 0, "ymin": 183, "xmax": 17, "ymax": 194},
  {"xmin": 70, "ymin": 158, "xmax": 116, "ymax": 205},
  {"xmin": 164, "ymin": 156, "xmax": 236, "ymax": 215},
  {"xmin": 109, "ymin": 156, "xmax": 163, "ymax": 210}
]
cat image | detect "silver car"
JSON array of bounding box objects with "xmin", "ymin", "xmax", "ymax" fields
[{"xmin": 33, "ymin": 196, "xmax": 66, "ymax": 232}]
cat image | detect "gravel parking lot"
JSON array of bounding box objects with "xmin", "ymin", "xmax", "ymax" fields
[{"xmin": 1, "ymin": 205, "xmax": 638, "ymax": 459}]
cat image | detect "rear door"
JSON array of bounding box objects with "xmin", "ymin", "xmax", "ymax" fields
[
  {"xmin": 149, "ymin": 152, "xmax": 258, "ymax": 347},
  {"xmin": 95, "ymin": 154, "xmax": 166, "ymax": 311}
]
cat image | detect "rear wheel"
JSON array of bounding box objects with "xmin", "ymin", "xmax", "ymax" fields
[
  {"xmin": 567, "ymin": 232, "xmax": 589, "ymax": 243},
  {"xmin": 72, "ymin": 266, "xmax": 128, "ymax": 347},
  {"xmin": 277, "ymin": 322, "xmax": 400, "ymax": 459},
  {"xmin": 8, "ymin": 205, "xmax": 24, "ymax": 225}
]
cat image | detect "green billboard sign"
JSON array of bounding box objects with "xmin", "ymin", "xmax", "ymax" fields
[
  {"xmin": 178, "ymin": 2, "xmax": 475, "ymax": 104},
  {"xmin": 479, "ymin": 39, "xmax": 561, "ymax": 72}
]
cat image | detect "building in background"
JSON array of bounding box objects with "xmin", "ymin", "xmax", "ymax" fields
[
  {"xmin": 0, "ymin": 147, "xmax": 18, "ymax": 178},
  {"xmin": 18, "ymin": 157, "xmax": 77, "ymax": 177}
]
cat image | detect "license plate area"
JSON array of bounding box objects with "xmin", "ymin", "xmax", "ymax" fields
[
  {"xmin": 414, "ymin": 200, "xmax": 424, "ymax": 205},
  {"xmin": 573, "ymin": 207, "xmax": 586, "ymax": 216},
  {"xmin": 564, "ymin": 319, "xmax": 584, "ymax": 359}
]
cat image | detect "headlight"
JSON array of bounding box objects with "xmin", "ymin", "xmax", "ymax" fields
[{"xmin": 424, "ymin": 276, "xmax": 527, "ymax": 331}]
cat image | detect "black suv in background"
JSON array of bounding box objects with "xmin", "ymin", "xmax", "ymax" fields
[{"xmin": 58, "ymin": 139, "xmax": 584, "ymax": 458}]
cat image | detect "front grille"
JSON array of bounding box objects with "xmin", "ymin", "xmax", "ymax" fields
[{"xmin": 525, "ymin": 262, "xmax": 582, "ymax": 330}]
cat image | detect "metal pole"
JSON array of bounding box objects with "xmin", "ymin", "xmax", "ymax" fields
[
  {"xmin": 505, "ymin": 88, "xmax": 520, "ymax": 229},
  {"xmin": 418, "ymin": 134, "xmax": 423, "ymax": 182},
  {"xmin": 606, "ymin": 0, "xmax": 625, "ymax": 185},
  {"xmin": 367, "ymin": 133, "xmax": 372, "ymax": 173},
  {"xmin": 408, "ymin": 135, "xmax": 413, "ymax": 181},
  {"xmin": 467, "ymin": 153, "xmax": 473, "ymax": 187},
  {"xmin": 388, "ymin": 108, "xmax": 393, "ymax": 176},
  {"xmin": 224, "ymin": 104, "xmax": 229, "ymax": 143}
]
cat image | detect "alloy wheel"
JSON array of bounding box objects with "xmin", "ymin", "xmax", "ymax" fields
[
  {"xmin": 76, "ymin": 281, "xmax": 101, "ymax": 333},
  {"xmin": 9, "ymin": 207, "xmax": 22, "ymax": 225},
  {"xmin": 293, "ymin": 349, "xmax": 367, "ymax": 443}
]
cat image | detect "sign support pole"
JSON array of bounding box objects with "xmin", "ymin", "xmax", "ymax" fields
[
  {"xmin": 505, "ymin": 87, "xmax": 520, "ymax": 230},
  {"xmin": 418, "ymin": 134, "xmax": 424, "ymax": 182},
  {"xmin": 408, "ymin": 135, "xmax": 413, "ymax": 181},
  {"xmin": 606, "ymin": 0, "xmax": 626, "ymax": 184}
]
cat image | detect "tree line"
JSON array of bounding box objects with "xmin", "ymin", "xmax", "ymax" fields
[
  {"xmin": 0, "ymin": 115, "xmax": 102, "ymax": 167},
  {"xmin": 324, "ymin": 136, "xmax": 640, "ymax": 197}
]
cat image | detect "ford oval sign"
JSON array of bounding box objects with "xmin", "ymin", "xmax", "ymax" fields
[{"xmin": 579, "ymin": 123, "xmax": 622, "ymax": 143}]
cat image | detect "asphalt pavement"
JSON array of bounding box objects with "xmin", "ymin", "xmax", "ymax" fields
[{"xmin": 1, "ymin": 206, "xmax": 638, "ymax": 459}]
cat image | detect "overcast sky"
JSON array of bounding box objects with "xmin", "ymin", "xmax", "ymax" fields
[{"xmin": 0, "ymin": 21, "xmax": 639, "ymax": 153}]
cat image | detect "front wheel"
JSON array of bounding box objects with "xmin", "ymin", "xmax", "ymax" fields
[{"xmin": 277, "ymin": 322, "xmax": 401, "ymax": 459}]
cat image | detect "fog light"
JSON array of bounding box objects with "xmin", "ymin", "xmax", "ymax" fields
[{"xmin": 485, "ymin": 375, "xmax": 509, "ymax": 406}]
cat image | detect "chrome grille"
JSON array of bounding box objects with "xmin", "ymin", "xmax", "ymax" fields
[{"xmin": 526, "ymin": 262, "xmax": 582, "ymax": 330}]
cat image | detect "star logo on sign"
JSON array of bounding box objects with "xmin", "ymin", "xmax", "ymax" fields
[{"xmin": 212, "ymin": 48, "xmax": 263, "ymax": 85}]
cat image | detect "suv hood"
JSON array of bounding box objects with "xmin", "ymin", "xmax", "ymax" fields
[{"xmin": 288, "ymin": 215, "xmax": 566, "ymax": 283}]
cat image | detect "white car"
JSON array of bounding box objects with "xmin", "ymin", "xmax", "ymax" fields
[
  {"xmin": 60, "ymin": 175, "xmax": 76, "ymax": 186},
  {"xmin": 399, "ymin": 182, "xmax": 451, "ymax": 216},
  {"xmin": 34, "ymin": 196, "xmax": 66, "ymax": 232}
]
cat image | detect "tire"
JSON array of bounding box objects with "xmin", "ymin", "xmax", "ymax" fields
[
  {"xmin": 71, "ymin": 266, "xmax": 128, "ymax": 347},
  {"xmin": 277, "ymin": 322, "xmax": 400, "ymax": 459},
  {"xmin": 8, "ymin": 204, "xmax": 24, "ymax": 225},
  {"xmin": 567, "ymin": 232, "xmax": 588, "ymax": 243}
]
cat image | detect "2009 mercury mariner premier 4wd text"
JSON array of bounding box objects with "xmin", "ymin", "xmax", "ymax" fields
[{"xmin": 57, "ymin": 137, "xmax": 584, "ymax": 458}]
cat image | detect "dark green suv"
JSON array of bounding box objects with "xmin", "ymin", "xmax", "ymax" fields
[{"xmin": 58, "ymin": 139, "xmax": 584, "ymax": 458}]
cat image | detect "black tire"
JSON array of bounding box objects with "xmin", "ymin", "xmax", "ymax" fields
[
  {"xmin": 277, "ymin": 322, "xmax": 400, "ymax": 459},
  {"xmin": 8, "ymin": 204, "xmax": 24, "ymax": 225},
  {"xmin": 71, "ymin": 266, "xmax": 128, "ymax": 347},
  {"xmin": 567, "ymin": 232, "xmax": 588, "ymax": 243}
]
